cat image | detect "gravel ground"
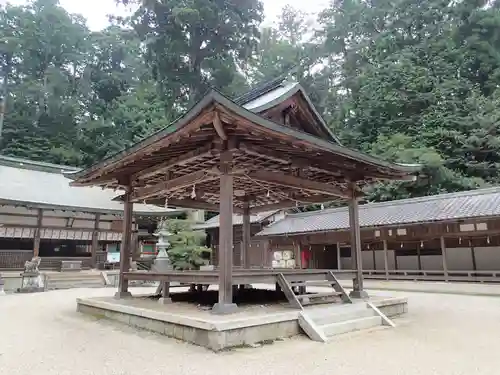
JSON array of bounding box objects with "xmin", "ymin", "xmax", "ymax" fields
[{"xmin": 1, "ymin": 287, "xmax": 498, "ymax": 375}]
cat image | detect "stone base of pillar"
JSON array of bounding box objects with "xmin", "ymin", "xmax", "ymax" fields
[
  {"xmin": 158, "ymin": 297, "xmax": 172, "ymax": 304},
  {"xmin": 114, "ymin": 291, "xmax": 132, "ymax": 299},
  {"xmin": 211, "ymin": 303, "xmax": 238, "ymax": 315},
  {"xmin": 349, "ymin": 289, "xmax": 369, "ymax": 299}
]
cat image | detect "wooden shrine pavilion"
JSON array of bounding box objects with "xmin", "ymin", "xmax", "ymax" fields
[{"xmin": 70, "ymin": 77, "xmax": 418, "ymax": 313}]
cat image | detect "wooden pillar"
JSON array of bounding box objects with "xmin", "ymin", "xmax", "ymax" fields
[
  {"xmin": 33, "ymin": 208, "xmax": 43, "ymax": 258},
  {"xmin": 241, "ymin": 201, "xmax": 250, "ymax": 268},
  {"xmin": 417, "ymin": 243, "xmax": 422, "ymax": 271},
  {"xmin": 91, "ymin": 213, "xmax": 101, "ymax": 268},
  {"xmin": 383, "ymin": 240, "xmax": 389, "ymax": 280},
  {"xmin": 440, "ymin": 236, "xmax": 449, "ymax": 281},
  {"xmin": 394, "ymin": 247, "xmax": 398, "ymax": 270},
  {"xmin": 116, "ymin": 184, "xmax": 133, "ymax": 298},
  {"xmin": 336, "ymin": 242, "xmax": 341, "ymax": 270},
  {"xmin": 372, "ymin": 246, "xmax": 376, "ymax": 270},
  {"xmin": 471, "ymin": 243, "xmax": 477, "ymax": 272},
  {"xmin": 348, "ymin": 189, "xmax": 368, "ymax": 299},
  {"xmin": 213, "ymin": 151, "xmax": 237, "ymax": 314}
]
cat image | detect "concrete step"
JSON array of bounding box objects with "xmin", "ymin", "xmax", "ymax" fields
[
  {"xmin": 308, "ymin": 306, "xmax": 375, "ymax": 326},
  {"xmin": 321, "ymin": 316, "xmax": 382, "ymax": 338},
  {"xmin": 45, "ymin": 274, "xmax": 105, "ymax": 290}
]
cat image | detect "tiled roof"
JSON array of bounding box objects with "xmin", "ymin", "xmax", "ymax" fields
[
  {"xmin": 234, "ymin": 74, "xmax": 289, "ymax": 105},
  {"xmin": 0, "ymin": 156, "xmax": 182, "ymax": 216},
  {"xmin": 193, "ymin": 211, "xmax": 280, "ymax": 230},
  {"xmin": 257, "ymin": 187, "xmax": 500, "ymax": 236}
]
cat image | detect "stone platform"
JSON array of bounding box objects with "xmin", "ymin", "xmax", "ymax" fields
[{"xmin": 76, "ymin": 289, "xmax": 408, "ymax": 351}]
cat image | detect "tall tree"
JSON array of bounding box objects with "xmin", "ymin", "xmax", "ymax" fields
[{"xmin": 121, "ymin": 0, "xmax": 264, "ymax": 106}]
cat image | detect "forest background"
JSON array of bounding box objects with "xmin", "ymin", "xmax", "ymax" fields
[{"xmin": 2, "ymin": 0, "xmax": 500, "ymax": 203}]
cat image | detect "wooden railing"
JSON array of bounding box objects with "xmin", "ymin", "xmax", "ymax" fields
[{"xmin": 362, "ymin": 269, "xmax": 500, "ymax": 283}]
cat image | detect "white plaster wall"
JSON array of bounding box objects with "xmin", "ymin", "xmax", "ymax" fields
[
  {"xmin": 362, "ymin": 251, "xmax": 374, "ymax": 270},
  {"xmin": 341, "ymin": 257, "xmax": 352, "ymax": 269},
  {"xmin": 474, "ymin": 247, "xmax": 500, "ymax": 271},
  {"xmin": 421, "ymin": 255, "xmax": 443, "ymax": 270},
  {"xmin": 0, "ymin": 214, "xmax": 37, "ymax": 225},
  {"xmin": 446, "ymin": 247, "xmax": 473, "ymax": 270},
  {"xmin": 397, "ymin": 255, "xmax": 418, "ymax": 270},
  {"xmin": 72, "ymin": 219, "xmax": 95, "ymax": 229},
  {"xmin": 0, "ymin": 206, "xmax": 120, "ymax": 220},
  {"xmin": 43, "ymin": 217, "xmax": 68, "ymax": 227},
  {"xmin": 374, "ymin": 250, "xmax": 387, "ymax": 270},
  {"xmin": 0, "ymin": 206, "xmax": 35, "ymax": 215},
  {"xmin": 387, "ymin": 250, "xmax": 396, "ymax": 270}
]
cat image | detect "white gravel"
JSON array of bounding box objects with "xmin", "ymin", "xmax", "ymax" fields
[{"xmin": 1, "ymin": 287, "xmax": 499, "ymax": 375}]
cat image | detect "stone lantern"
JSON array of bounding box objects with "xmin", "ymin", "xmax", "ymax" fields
[{"xmin": 152, "ymin": 220, "xmax": 173, "ymax": 272}]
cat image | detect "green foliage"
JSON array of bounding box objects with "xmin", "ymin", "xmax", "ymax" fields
[
  {"xmin": 2, "ymin": 0, "xmax": 500, "ymax": 204},
  {"xmin": 121, "ymin": 0, "xmax": 264, "ymax": 105},
  {"xmin": 162, "ymin": 219, "xmax": 211, "ymax": 270}
]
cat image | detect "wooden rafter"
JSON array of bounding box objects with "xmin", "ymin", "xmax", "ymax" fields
[
  {"xmin": 212, "ymin": 111, "xmax": 228, "ymax": 140},
  {"xmin": 237, "ymin": 170, "xmax": 351, "ymax": 198},
  {"xmin": 239, "ymin": 143, "xmax": 344, "ymax": 178},
  {"xmin": 132, "ymin": 143, "xmax": 216, "ymax": 181},
  {"xmin": 130, "ymin": 169, "xmax": 220, "ymax": 202}
]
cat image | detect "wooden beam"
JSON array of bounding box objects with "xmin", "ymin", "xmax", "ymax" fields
[
  {"xmin": 240, "ymin": 170, "xmax": 352, "ymax": 198},
  {"xmin": 213, "ymin": 111, "xmax": 228, "ymax": 140},
  {"xmin": 33, "ymin": 208, "xmax": 43, "ymax": 257},
  {"xmin": 91, "ymin": 213, "xmax": 101, "ymax": 268},
  {"xmin": 132, "ymin": 143, "xmax": 215, "ymax": 181},
  {"xmin": 131, "ymin": 169, "xmax": 220, "ymax": 201}
]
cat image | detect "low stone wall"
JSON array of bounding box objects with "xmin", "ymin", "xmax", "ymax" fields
[{"xmin": 76, "ymin": 299, "xmax": 300, "ymax": 351}]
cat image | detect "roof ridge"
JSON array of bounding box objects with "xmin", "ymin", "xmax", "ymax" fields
[
  {"xmin": 285, "ymin": 187, "xmax": 500, "ymax": 218},
  {"xmin": 234, "ymin": 73, "xmax": 289, "ymax": 105},
  {"xmin": 0, "ymin": 155, "xmax": 80, "ymax": 174}
]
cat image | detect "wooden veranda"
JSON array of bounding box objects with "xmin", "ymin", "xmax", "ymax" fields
[{"xmin": 70, "ymin": 79, "xmax": 417, "ymax": 313}]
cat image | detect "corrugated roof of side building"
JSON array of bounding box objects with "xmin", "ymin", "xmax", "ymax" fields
[
  {"xmin": 0, "ymin": 156, "xmax": 182, "ymax": 216},
  {"xmin": 257, "ymin": 187, "xmax": 500, "ymax": 236}
]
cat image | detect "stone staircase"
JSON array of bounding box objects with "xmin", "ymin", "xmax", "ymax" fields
[
  {"xmin": 299, "ymin": 303, "xmax": 393, "ymax": 342},
  {"xmin": 44, "ymin": 272, "xmax": 106, "ymax": 290}
]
